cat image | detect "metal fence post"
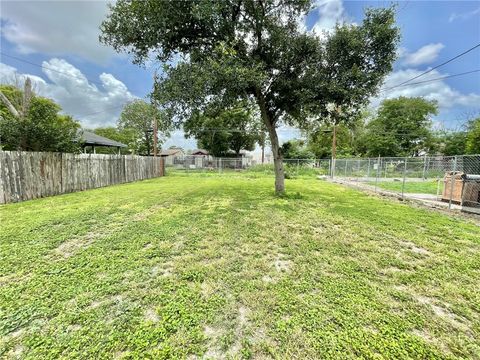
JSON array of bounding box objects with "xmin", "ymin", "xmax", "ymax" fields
[
  {"xmin": 219, "ymin": 158, "xmax": 222, "ymax": 174},
  {"xmin": 401, "ymin": 157, "xmax": 408, "ymax": 200},
  {"xmin": 367, "ymin": 158, "xmax": 371, "ymax": 180},
  {"xmin": 374, "ymin": 156, "xmax": 380, "ymax": 193},
  {"xmin": 344, "ymin": 159, "xmax": 348, "ymax": 178},
  {"xmin": 448, "ymin": 156, "xmax": 458, "ymax": 210},
  {"xmin": 436, "ymin": 178, "xmax": 441, "ymax": 200},
  {"xmin": 357, "ymin": 159, "xmax": 360, "ymax": 182},
  {"xmin": 422, "ymin": 154, "xmax": 427, "ymax": 180}
]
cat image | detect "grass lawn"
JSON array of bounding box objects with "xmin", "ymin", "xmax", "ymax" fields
[
  {"xmin": 1, "ymin": 173, "xmax": 479, "ymax": 359},
  {"xmin": 368, "ymin": 180, "xmax": 443, "ymax": 195}
]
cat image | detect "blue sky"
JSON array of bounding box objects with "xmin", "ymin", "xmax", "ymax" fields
[{"xmin": 1, "ymin": 0, "xmax": 479, "ymax": 150}]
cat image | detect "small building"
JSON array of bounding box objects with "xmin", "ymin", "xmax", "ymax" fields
[
  {"xmin": 191, "ymin": 149, "xmax": 209, "ymax": 156},
  {"xmin": 79, "ymin": 130, "xmax": 127, "ymax": 154},
  {"xmin": 160, "ymin": 147, "xmax": 185, "ymax": 165}
]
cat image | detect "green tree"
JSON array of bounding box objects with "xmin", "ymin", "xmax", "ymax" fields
[
  {"xmin": 466, "ymin": 118, "xmax": 480, "ymax": 154},
  {"xmin": 0, "ymin": 84, "xmax": 80, "ymax": 152},
  {"xmin": 101, "ymin": 1, "xmax": 399, "ymax": 193},
  {"xmin": 184, "ymin": 103, "xmax": 259, "ymax": 157},
  {"xmin": 118, "ymin": 100, "xmax": 169, "ymax": 156},
  {"xmin": 281, "ymin": 139, "xmax": 314, "ymax": 160},
  {"xmin": 308, "ymin": 115, "xmax": 366, "ymax": 158},
  {"xmin": 432, "ymin": 131, "xmax": 466, "ymax": 156},
  {"xmin": 360, "ymin": 97, "xmax": 437, "ymax": 157}
]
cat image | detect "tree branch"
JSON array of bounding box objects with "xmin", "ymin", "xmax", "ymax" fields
[{"xmin": 0, "ymin": 90, "xmax": 20, "ymax": 118}]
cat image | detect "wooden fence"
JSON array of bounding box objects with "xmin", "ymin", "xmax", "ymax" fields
[{"xmin": 0, "ymin": 151, "xmax": 164, "ymax": 204}]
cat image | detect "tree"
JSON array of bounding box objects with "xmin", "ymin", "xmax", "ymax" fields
[
  {"xmin": 308, "ymin": 115, "xmax": 366, "ymax": 158},
  {"xmin": 101, "ymin": 1, "xmax": 399, "ymax": 193},
  {"xmin": 466, "ymin": 118, "xmax": 480, "ymax": 155},
  {"xmin": 431, "ymin": 130, "xmax": 466, "ymax": 156},
  {"xmin": 281, "ymin": 139, "xmax": 314, "ymax": 160},
  {"xmin": 184, "ymin": 102, "xmax": 259, "ymax": 157},
  {"xmin": 359, "ymin": 97, "xmax": 437, "ymax": 157},
  {"xmin": 118, "ymin": 100, "xmax": 169, "ymax": 156},
  {"xmin": 0, "ymin": 84, "xmax": 80, "ymax": 152}
]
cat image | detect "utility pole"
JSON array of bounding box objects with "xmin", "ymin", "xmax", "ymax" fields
[{"xmin": 152, "ymin": 71, "xmax": 158, "ymax": 158}]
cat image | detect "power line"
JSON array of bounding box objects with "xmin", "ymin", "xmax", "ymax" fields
[
  {"xmin": 382, "ymin": 43, "xmax": 480, "ymax": 91},
  {"xmin": 379, "ymin": 69, "xmax": 480, "ymax": 93},
  {"xmin": 0, "ymin": 52, "xmax": 142, "ymax": 119},
  {"xmin": 77, "ymin": 103, "xmax": 133, "ymax": 118}
]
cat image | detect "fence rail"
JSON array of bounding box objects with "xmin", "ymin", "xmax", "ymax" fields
[{"xmin": 0, "ymin": 151, "xmax": 164, "ymax": 204}]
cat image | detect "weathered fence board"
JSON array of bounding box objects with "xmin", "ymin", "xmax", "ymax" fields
[{"xmin": 0, "ymin": 151, "xmax": 164, "ymax": 204}]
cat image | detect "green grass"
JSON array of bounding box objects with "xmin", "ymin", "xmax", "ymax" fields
[
  {"xmin": 1, "ymin": 173, "xmax": 479, "ymax": 359},
  {"xmin": 368, "ymin": 180, "xmax": 443, "ymax": 195}
]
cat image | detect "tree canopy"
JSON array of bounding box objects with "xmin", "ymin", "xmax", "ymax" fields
[
  {"xmin": 358, "ymin": 97, "xmax": 438, "ymax": 157},
  {"xmin": 281, "ymin": 139, "xmax": 314, "ymax": 160},
  {"xmin": 118, "ymin": 100, "xmax": 168, "ymax": 156},
  {"xmin": 184, "ymin": 102, "xmax": 259, "ymax": 157},
  {"xmin": 101, "ymin": 0, "xmax": 400, "ymax": 192},
  {"xmin": 466, "ymin": 118, "xmax": 480, "ymax": 155},
  {"xmin": 0, "ymin": 84, "xmax": 80, "ymax": 152}
]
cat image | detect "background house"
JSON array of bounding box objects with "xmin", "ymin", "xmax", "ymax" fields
[{"xmin": 160, "ymin": 147, "xmax": 184, "ymax": 165}]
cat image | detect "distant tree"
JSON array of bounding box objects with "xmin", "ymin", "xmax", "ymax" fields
[
  {"xmin": 359, "ymin": 97, "xmax": 437, "ymax": 157},
  {"xmin": 118, "ymin": 100, "xmax": 169, "ymax": 155},
  {"xmin": 92, "ymin": 127, "xmax": 136, "ymax": 154},
  {"xmin": 308, "ymin": 115, "xmax": 366, "ymax": 158},
  {"xmin": 0, "ymin": 83, "xmax": 80, "ymax": 152},
  {"xmin": 432, "ymin": 131, "xmax": 466, "ymax": 156},
  {"xmin": 184, "ymin": 103, "xmax": 259, "ymax": 157},
  {"xmin": 281, "ymin": 139, "xmax": 314, "ymax": 160},
  {"xmin": 101, "ymin": 1, "xmax": 399, "ymax": 193},
  {"xmin": 466, "ymin": 118, "xmax": 480, "ymax": 154}
]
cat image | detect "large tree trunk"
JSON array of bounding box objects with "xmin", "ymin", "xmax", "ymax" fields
[
  {"xmin": 261, "ymin": 142, "xmax": 265, "ymax": 164},
  {"xmin": 256, "ymin": 90, "xmax": 285, "ymax": 194},
  {"xmin": 267, "ymin": 123, "xmax": 285, "ymax": 193}
]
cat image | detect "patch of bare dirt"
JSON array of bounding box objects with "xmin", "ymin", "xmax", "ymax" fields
[
  {"xmin": 412, "ymin": 329, "xmax": 452, "ymax": 355},
  {"xmin": 67, "ymin": 324, "xmax": 82, "ymax": 332},
  {"xmin": 399, "ymin": 240, "xmax": 431, "ymax": 256},
  {"xmin": 144, "ymin": 308, "xmax": 159, "ymax": 323},
  {"xmin": 52, "ymin": 227, "xmax": 114, "ymax": 259},
  {"xmin": 415, "ymin": 295, "xmax": 470, "ymax": 332},
  {"xmin": 274, "ymin": 258, "xmax": 292, "ymax": 273},
  {"xmin": 132, "ymin": 204, "xmax": 170, "ymax": 221},
  {"xmin": 151, "ymin": 263, "xmax": 173, "ymax": 277}
]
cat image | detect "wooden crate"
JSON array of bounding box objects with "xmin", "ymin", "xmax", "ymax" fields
[{"xmin": 442, "ymin": 172, "xmax": 464, "ymax": 203}]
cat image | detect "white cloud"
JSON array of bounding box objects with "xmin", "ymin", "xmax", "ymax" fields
[
  {"xmin": 403, "ymin": 43, "xmax": 445, "ymax": 66},
  {"xmin": 371, "ymin": 68, "xmax": 480, "ymax": 110},
  {"xmin": 449, "ymin": 7, "xmax": 480, "ymax": 22},
  {"xmin": 310, "ymin": 0, "xmax": 347, "ymax": 36},
  {"xmin": 0, "ymin": 1, "xmax": 116, "ymax": 63},
  {"xmin": 0, "ymin": 59, "xmax": 136, "ymax": 128}
]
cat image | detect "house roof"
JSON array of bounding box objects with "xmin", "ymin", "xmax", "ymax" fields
[
  {"xmin": 79, "ymin": 130, "xmax": 127, "ymax": 148},
  {"xmin": 191, "ymin": 149, "xmax": 209, "ymax": 155},
  {"xmin": 160, "ymin": 148, "xmax": 184, "ymax": 156}
]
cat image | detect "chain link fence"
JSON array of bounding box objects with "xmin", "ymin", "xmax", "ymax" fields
[
  {"xmin": 331, "ymin": 155, "xmax": 480, "ymax": 214},
  {"xmin": 165, "ymin": 154, "xmax": 480, "ymax": 214}
]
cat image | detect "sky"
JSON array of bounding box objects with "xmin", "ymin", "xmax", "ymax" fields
[{"xmin": 0, "ymin": 0, "xmax": 479, "ymax": 151}]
